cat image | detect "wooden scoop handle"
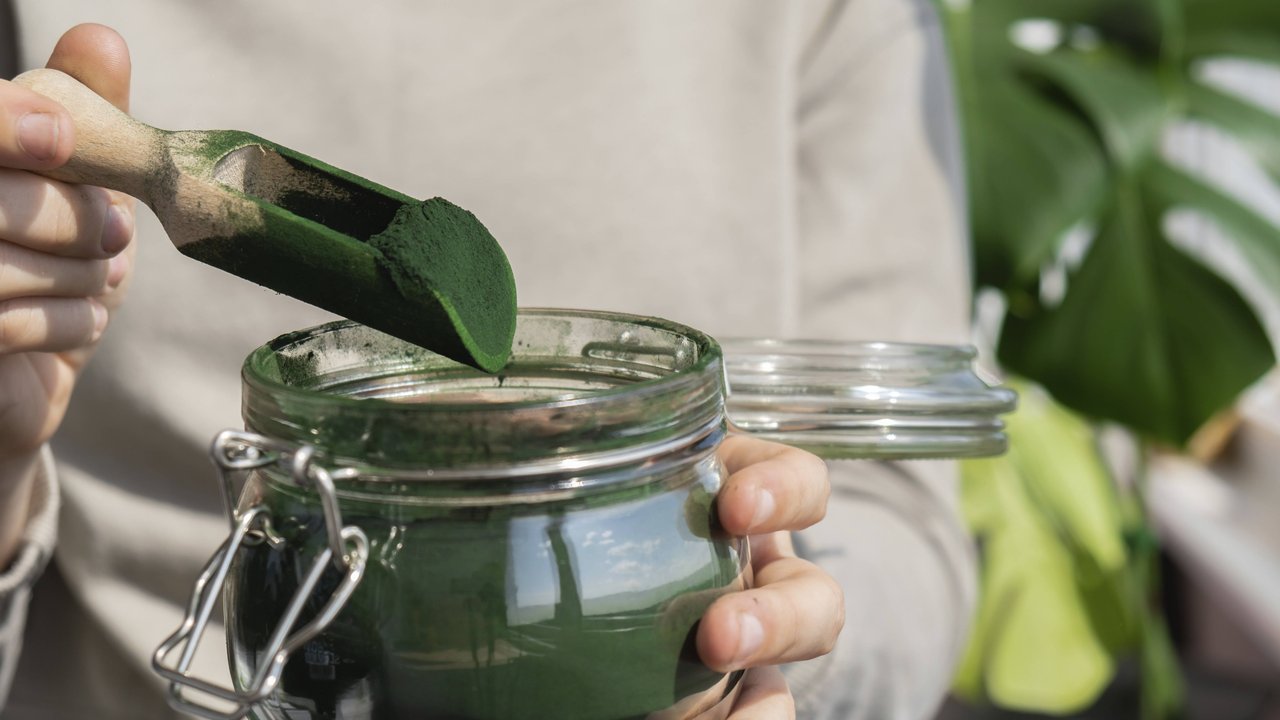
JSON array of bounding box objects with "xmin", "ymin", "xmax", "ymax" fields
[{"xmin": 13, "ymin": 68, "xmax": 163, "ymax": 201}]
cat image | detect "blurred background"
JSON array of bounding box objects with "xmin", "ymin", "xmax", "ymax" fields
[{"xmin": 928, "ymin": 1, "xmax": 1280, "ymax": 718}]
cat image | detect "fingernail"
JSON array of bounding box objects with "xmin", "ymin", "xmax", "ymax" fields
[
  {"xmin": 17, "ymin": 112, "xmax": 61, "ymax": 161},
  {"xmin": 749, "ymin": 487, "xmax": 776, "ymax": 530},
  {"xmin": 90, "ymin": 300, "xmax": 109, "ymax": 340},
  {"xmin": 106, "ymin": 253, "xmax": 129, "ymax": 288},
  {"xmin": 101, "ymin": 204, "xmax": 133, "ymax": 254},
  {"xmin": 734, "ymin": 612, "xmax": 765, "ymax": 667}
]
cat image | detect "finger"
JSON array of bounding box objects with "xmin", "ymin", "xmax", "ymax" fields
[
  {"xmin": 0, "ymin": 296, "xmax": 107, "ymax": 354},
  {"xmin": 717, "ymin": 436, "xmax": 829, "ymax": 535},
  {"xmin": 59, "ymin": 235, "xmax": 134, "ymax": 371},
  {"xmin": 0, "ymin": 241, "xmax": 111, "ymax": 300},
  {"xmin": 0, "ymin": 170, "xmax": 132, "ymax": 258},
  {"xmin": 102, "ymin": 246, "xmax": 133, "ymax": 303},
  {"xmin": 0, "ymin": 353, "xmax": 77, "ymax": 457},
  {"xmin": 728, "ymin": 667, "xmax": 794, "ymax": 720},
  {"xmin": 46, "ymin": 24, "xmax": 131, "ymax": 112},
  {"xmin": 0, "ymin": 79, "xmax": 74, "ymax": 170},
  {"xmin": 746, "ymin": 530, "xmax": 796, "ymax": 567},
  {"xmin": 697, "ymin": 556, "xmax": 844, "ymax": 672}
]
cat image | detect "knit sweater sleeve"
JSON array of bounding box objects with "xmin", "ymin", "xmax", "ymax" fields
[
  {"xmin": 0, "ymin": 446, "xmax": 60, "ymax": 711},
  {"xmin": 786, "ymin": 461, "xmax": 977, "ymax": 720},
  {"xmin": 785, "ymin": 1, "xmax": 977, "ymax": 718}
]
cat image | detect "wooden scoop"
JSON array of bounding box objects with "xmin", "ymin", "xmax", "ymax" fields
[{"xmin": 13, "ymin": 68, "xmax": 516, "ymax": 373}]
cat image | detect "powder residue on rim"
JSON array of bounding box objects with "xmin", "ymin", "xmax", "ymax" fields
[{"xmin": 368, "ymin": 197, "xmax": 517, "ymax": 373}]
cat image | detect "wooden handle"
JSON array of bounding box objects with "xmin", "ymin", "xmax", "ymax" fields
[{"xmin": 12, "ymin": 68, "xmax": 163, "ymax": 201}]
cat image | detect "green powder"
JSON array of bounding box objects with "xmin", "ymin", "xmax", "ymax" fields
[
  {"xmin": 228, "ymin": 463, "xmax": 742, "ymax": 719},
  {"xmin": 369, "ymin": 198, "xmax": 516, "ymax": 374},
  {"xmin": 178, "ymin": 131, "xmax": 516, "ymax": 373}
]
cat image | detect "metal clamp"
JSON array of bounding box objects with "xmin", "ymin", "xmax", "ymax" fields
[{"xmin": 152, "ymin": 431, "xmax": 369, "ymax": 720}]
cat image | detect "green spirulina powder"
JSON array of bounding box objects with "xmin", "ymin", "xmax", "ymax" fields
[
  {"xmin": 177, "ymin": 131, "xmax": 516, "ymax": 374},
  {"xmin": 228, "ymin": 315, "xmax": 743, "ymax": 719},
  {"xmin": 368, "ymin": 198, "xmax": 516, "ymax": 374}
]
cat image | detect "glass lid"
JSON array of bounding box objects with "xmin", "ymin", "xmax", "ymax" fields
[{"xmin": 721, "ymin": 339, "xmax": 1018, "ymax": 459}]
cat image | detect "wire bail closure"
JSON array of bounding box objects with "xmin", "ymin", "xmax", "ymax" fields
[{"xmin": 152, "ymin": 430, "xmax": 369, "ymax": 720}]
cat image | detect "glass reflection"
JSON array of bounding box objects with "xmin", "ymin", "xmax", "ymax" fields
[{"xmin": 228, "ymin": 454, "xmax": 746, "ymax": 720}]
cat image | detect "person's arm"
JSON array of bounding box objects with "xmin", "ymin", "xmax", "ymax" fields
[
  {"xmin": 791, "ymin": 0, "xmax": 977, "ymax": 718},
  {"xmin": 0, "ymin": 23, "xmax": 135, "ymax": 709},
  {"xmin": 0, "ymin": 457, "xmax": 38, "ymax": 569}
]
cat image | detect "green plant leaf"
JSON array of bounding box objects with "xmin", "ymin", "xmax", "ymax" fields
[
  {"xmin": 958, "ymin": 456, "xmax": 1016, "ymax": 535},
  {"xmin": 1140, "ymin": 610, "xmax": 1186, "ymax": 719},
  {"xmin": 956, "ymin": 456, "xmax": 1115, "ymax": 712},
  {"xmin": 957, "ymin": 408, "xmax": 1138, "ymax": 709},
  {"xmin": 934, "ymin": 2, "xmax": 1266, "ymax": 715},
  {"xmin": 1146, "ymin": 160, "xmax": 1280, "ymax": 301},
  {"xmin": 936, "ymin": 0, "xmax": 1112, "ymax": 289},
  {"xmin": 1079, "ymin": 564, "xmax": 1142, "ymax": 656},
  {"xmin": 1182, "ymin": 0, "xmax": 1280, "ymax": 43},
  {"xmin": 960, "ymin": 0, "xmax": 1171, "ymax": 58},
  {"xmin": 1020, "ymin": 49, "xmax": 1170, "ymax": 171},
  {"xmin": 1184, "ymin": 31, "xmax": 1280, "ymax": 67},
  {"xmin": 965, "ymin": 84, "xmax": 1109, "ymax": 288},
  {"xmin": 1185, "ymin": 81, "xmax": 1280, "ymax": 183},
  {"xmin": 999, "ymin": 178, "xmax": 1276, "ymax": 446},
  {"xmin": 984, "ymin": 527, "xmax": 1115, "ymax": 713},
  {"xmin": 1181, "ymin": 0, "xmax": 1280, "ymax": 63},
  {"xmin": 1000, "ymin": 381, "xmax": 1140, "ymax": 652},
  {"xmin": 1003, "ymin": 381, "xmax": 1127, "ymax": 570},
  {"xmin": 953, "ymin": 458, "xmax": 1011, "ymax": 702}
]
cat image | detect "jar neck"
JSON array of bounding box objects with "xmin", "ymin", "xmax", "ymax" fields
[
  {"xmin": 242, "ymin": 311, "xmax": 726, "ymax": 481},
  {"xmin": 252, "ymin": 423, "xmax": 726, "ymax": 509}
]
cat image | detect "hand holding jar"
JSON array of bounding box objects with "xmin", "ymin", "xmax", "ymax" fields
[{"xmin": 704, "ymin": 436, "xmax": 842, "ymax": 718}]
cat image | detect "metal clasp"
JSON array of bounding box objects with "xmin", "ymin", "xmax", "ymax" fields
[{"xmin": 152, "ymin": 431, "xmax": 369, "ymax": 720}]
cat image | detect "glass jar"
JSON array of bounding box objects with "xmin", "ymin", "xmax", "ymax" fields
[
  {"xmin": 154, "ymin": 310, "xmax": 748, "ymax": 720},
  {"xmin": 153, "ymin": 314, "xmax": 1018, "ymax": 720},
  {"xmin": 721, "ymin": 339, "xmax": 1017, "ymax": 459}
]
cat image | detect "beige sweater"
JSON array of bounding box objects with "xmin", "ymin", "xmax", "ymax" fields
[{"xmin": 0, "ymin": 1, "xmax": 974, "ymax": 718}]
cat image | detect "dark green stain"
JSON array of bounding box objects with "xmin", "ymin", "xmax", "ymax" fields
[{"xmin": 177, "ymin": 130, "xmax": 516, "ymax": 373}]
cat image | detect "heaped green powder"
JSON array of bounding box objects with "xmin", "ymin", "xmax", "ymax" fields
[
  {"xmin": 176, "ymin": 130, "xmax": 515, "ymax": 373},
  {"xmin": 368, "ymin": 198, "xmax": 516, "ymax": 373}
]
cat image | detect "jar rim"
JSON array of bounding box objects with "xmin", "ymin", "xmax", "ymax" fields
[
  {"xmin": 245, "ymin": 309, "xmax": 722, "ymax": 413},
  {"xmin": 240, "ymin": 309, "xmax": 726, "ymax": 476},
  {"xmin": 721, "ymin": 337, "xmax": 1016, "ymax": 459},
  {"xmin": 719, "ymin": 338, "xmax": 976, "ymax": 367}
]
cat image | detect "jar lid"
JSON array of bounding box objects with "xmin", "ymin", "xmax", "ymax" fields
[{"xmin": 721, "ymin": 339, "xmax": 1017, "ymax": 459}]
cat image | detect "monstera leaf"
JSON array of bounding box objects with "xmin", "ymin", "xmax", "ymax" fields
[
  {"xmin": 941, "ymin": 0, "xmax": 1280, "ymax": 446},
  {"xmin": 936, "ymin": 0, "xmax": 1280, "ymax": 716},
  {"xmin": 956, "ymin": 381, "xmax": 1141, "ymax": 713}
]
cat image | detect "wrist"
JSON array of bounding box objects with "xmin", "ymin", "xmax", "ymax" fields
[{"xmin": 0, "ymin": 449, "xmax": 41, "ymax": 570}]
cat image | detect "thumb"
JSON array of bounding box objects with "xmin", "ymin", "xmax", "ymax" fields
[{"xmin": 45, "ymin": 23, "xmax": 131, "ymax": 112}]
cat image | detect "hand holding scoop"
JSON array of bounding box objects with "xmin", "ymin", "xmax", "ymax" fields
[{"xmin": 13, "ymin": 68, "xmax": 517, "ymax": 372}]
